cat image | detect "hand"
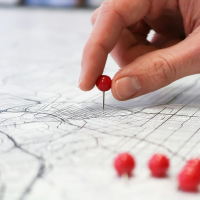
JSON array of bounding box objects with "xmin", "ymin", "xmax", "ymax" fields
[{"xmin": 79, "ymin": 0, "xmax": 200, "ymax": 101}]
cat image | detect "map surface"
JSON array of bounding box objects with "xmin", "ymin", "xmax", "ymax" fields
[{"xmin": 0, "ymin": 8, "xmax": 200, "ymax": 200}]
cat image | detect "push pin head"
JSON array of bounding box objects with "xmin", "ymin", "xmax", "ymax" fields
[
  {"xmin": 113, "ymin": 153, "xmax": 135, "ymax": 178},
  {"xmin": 178, "ymin": 165, "xmax": 200, "ymax": 192},
  {"xmin": 148, "ymin": 154, "xmax": 170, "ymax": 177},
  {"xmin": 96, "ymin": 75, "xmax": 112, "ymax": 109}
]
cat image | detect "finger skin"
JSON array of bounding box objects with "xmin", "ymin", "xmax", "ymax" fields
[
  {"xmin": 91, "ymin": 9, "xmax": 180, "ymax": 70},
  {"xmin": 91, "ymin": 7, "xmax": 100, "ymax": 25},
  {"xmin": 91, "ymin": 8, "xmax": 157, "ymax": 69},
  {"xmin": 79, "ymin": 0, "xmax": 151, "ymax": 91},
  {"xmin": 80, "ymin": 0, "xmax": 191, "ymax": 100},
  {"xmin": 111, "ymin": 28, "xmax": 200, "ymax": 101},
  {"xmin": 92, "ymin": 9, "xmax": 153, "ymax": 68}
]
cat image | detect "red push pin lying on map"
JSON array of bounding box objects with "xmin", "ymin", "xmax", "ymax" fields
[
  {"xmin": 178, "ymin": 158, "xmax": 200, "ymax": 191},
  {"xmin": 178, "ymin": 165, "xmax": 200, "ymax": 192},
  {"xmin": 96, "ymin": 75, "xmax": 112, "ymax": 109},
  {"xmin": 186, "ymin": 158, "xmax": 200, "ymax": 171},
  {"xmin": 148, "ymin": 154, "xmax": 170, "ymax": 177},
  {"xmin": 114, "ymin": 153, "xmax": 135, "ymax": 178}
]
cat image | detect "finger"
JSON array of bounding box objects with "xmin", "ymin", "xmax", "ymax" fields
[
  {"xmin": 111, "ymin": 28, "xmax": 200, "ymax": 101},
  {"xmin": 151, "ymin": 33, "xmax": 183, "ymax": 48},
  {"xmin": 94, "ymin": 14, "xmax": 153, "ymax": 67},
  {"xmin": 80, "ymin": 0, "xmax": 151, "ymax": 91},
  {"xmin": 110, "ymin": 21, "xmax": 152, "ymax": 67},
  {"xmin": 93, "ymin": 12, "xmax": 154, "ymax": 67},
  {"xmin": 110, "ymin": 29, "xmax": 157, "ymax": 68},
  {"xmin": 128, "ymin": 20, "xmax": 150, "ymax": 36},
  {"xmin": 91, "ymin": 7, "xmax": 100, "ymax": 25},
  {"xmin": 112, "ymin": 44, "xmax": 158, "ymax": 68}
]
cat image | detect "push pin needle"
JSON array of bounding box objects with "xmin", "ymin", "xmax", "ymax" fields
[
  {"xmin": 96, "ymin": 75, "xmax": 112, "ymax": 109},
  {"xmin": 102, "ymin": 91, "xmax": 105, "ymax": 109}
]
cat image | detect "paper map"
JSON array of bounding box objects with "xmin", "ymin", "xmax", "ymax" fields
[{"xmin": 0, "ymin": 8, "xmax": 200, "ymax": 200}]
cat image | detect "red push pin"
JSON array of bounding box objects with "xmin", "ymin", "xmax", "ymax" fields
[
  {"xmin": 114, "ymin": 153, "xmax": 135, "ymax": 178},
  {"xmin": 96, "ymin": 75, "xmax": 112, "ymax": 109},
  {"xmin": 178, "ymin": 165, "xmax": 200, "ymax": 192},
  {"xmin": 148, "ymin": 154, "xmax": 170, "ymax": 177},
  {"xmin": 186, "ymin": 158, "xmax": 200, "ymax": 171}
]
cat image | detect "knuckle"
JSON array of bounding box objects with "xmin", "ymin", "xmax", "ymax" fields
[
  {"xmin": 90, "ymin": 1, "xmax": 111, "ymax": 25},
  {"xmin": 101, "ymin": 0, "xmax": 113, "ymax": 10},
  {"xmin": 101, "ymin": 0, "xmax": 115, "ymax": 7},
  {"xmin": 91, "ymin": 12, "xmax": 96, "ymax": 25},
  {"xmin": 100, "ymin": 0, "xmax": 126, "ymax": 27},
  {"xmin": 101, "ymin": 0, "xmax": 110, "ymax": 6},
  {"xmin": 91, "ymin": 8, "xmax": 100, "ymax": 25},
  {"xmin": 98, "ymin": 2, "xmax": 113, "ymax": 17},
  {"xmin": 144, "ymin": 56, "xmax": 176, "ymax": 85}
]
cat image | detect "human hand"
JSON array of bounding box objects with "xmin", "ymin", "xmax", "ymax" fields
[{"xmin": 79, "ymin": 0, "xmax": 200, "ymax": 101}]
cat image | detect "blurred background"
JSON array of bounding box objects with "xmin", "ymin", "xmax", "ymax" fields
[{"xmin": 0, "ymin": 0, "xmax": 104, "ymax": 8}]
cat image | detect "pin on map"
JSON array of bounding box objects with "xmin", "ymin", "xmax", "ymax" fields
[
  {"xmin": 113, "ymin": 153, "xmax": 135, "ymax": 178},
  {"xmin": 96, "ymin": 75, "xmax": 112, "ymax": 109}
]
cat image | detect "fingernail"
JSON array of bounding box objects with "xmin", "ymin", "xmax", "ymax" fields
[
  {"xmin": 115, "ymin": 77, "xmax": 141, "ymax": 100},
  {"xmin": 78, "ymin": 71, "xmax": 83, "ymax": 88},
  {"xmin": 78, "ymin": 79, "xmax": 83, "ymax": 88}
]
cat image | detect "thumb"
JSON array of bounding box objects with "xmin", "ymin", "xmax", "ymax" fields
[{"xmin": 112, "ymin": 30, "xmax": 200, "ymax": 101}]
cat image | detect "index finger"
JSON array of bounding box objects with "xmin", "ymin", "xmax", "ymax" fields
[{"xmin": 79, "ymin": 0, "xmax": 150, "ymax": 91}]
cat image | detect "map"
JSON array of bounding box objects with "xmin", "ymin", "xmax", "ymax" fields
[{"xmin": 0, "ymin": 8, "xmax": 200, "ymax": 200}]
